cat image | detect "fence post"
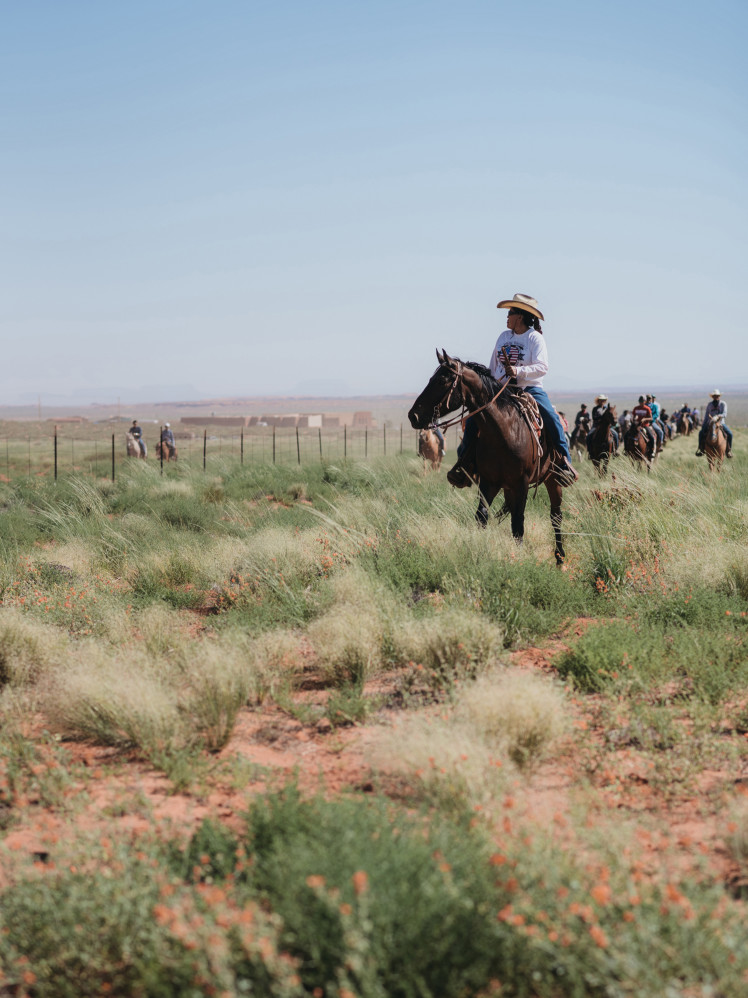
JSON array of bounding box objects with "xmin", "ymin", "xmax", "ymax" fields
[
  {"xmin": 28, "ymin": 437, "xmax": 31, "ymax": 477},
  {"xmin": 71, "ymin": 436, "xmax": 74, "ymax": 470},
  {"xmin": 318, "ymin": 427, "xmax": 322, "ymax": 461},
  {"xmin": 272, "ymin": 425, "xmax": 276, "ymax": 464},
  {"xmin": 240, "ymin": 428, "xmax": 244, "ymax": 465},
  {"xmin": 203, "ymin": 429, "xmax": 207, "ymax": 472},
  {"xmin": 54, "ymin": 426, "xmax": 58, "ymax": 481},
  {"xmin": 296, "ymin": 426, "xmax": 301, "ymax": 465},
  {"xmin": 344, "ymin": 425, "xmax": 347, "ymax": 459},
  {"xmin": 5, "ymin": 439, "xmax": 9, "ymax": 482},
  {"xmin": 365, "ymin": 428, "xmax": 368, "ymax": 458},
  {"xmin": 400, "ymin": 423, "xmax": 403, "ymax": 454},
  {"xmin": 383, "ymin": 425, "xmax": 386, "ymax": 456},
  {"xmin": 160, "ymin": 426, "xmax": 164, "ymax": 475},
  {"xmin": 111, "ymin": 434, "xmax": 115, "ymax": 481}
]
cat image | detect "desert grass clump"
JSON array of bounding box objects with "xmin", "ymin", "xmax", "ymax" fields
[
  {"xmin": 306, "ymin": 568, "xmax": 392, "ymax": 685},
  {"xmin": 44, "ymin": 653, "xmax": 183, "ymax": 755},
  {"xmin": 245, "ymin": 628, "xmax": 306, "ymax": 702},
  {"xmin": 371, "ymin": 711, "xmax": 506, "ymax": 811},
  {"xmin": 0, "ymin": 611, "xmax": 64, "ymax": 688},
  {"xmin": 454, "ymin": 668, "xmax": 567, "ymax": 768},
  {"xmin": 389, "ymin": 607, "xmax": 504, "ymax": 689},
  {"xmin": 179, "ymin": 638, "xmax": 253, "ymax": 752}
]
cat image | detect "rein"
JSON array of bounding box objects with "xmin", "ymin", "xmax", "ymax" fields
[{"xmin": 432, "ymin": 367, "xmax": 510, "ymax": 432}]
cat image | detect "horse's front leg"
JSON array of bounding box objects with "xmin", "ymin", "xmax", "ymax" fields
[
  {"xmin": 475, "ymin": 482, "xmax": 500, "ymax": 528},
  {"xmin": 502, "ymin": 483, "xmax": 529, "ymax": 545},
  {"xmin": 545, "ymin": 479, "xmax": 565, "ymax": 565}
]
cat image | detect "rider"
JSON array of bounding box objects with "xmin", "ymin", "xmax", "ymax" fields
[
  {"xmin": 696, "ymin": 390, "xmax": 733, "ymax": 459},
  {"xmin": 130, "ymin": 419, "xmax": 147, "ymax": 458},
  {"xmin": 433, "ymin": 425, "xmax": 446, "ymax": 457},
  {"xmin": 646, "ymin": 394, "xmax": 664, "ymax": 452},
  {"xmin": 587, "ymin": 394, "xmax": 619, "ymax": 456},
  {"xmin": 160, "ymin": 422, "xmax": 176, "ymax": 458},
  {"xmin": 631, "ymin": 396, "xmax": 656, "ymax": 457},
  {"xmin": 447, "ymin": 292, "xmax": 577, "ymax": 487},
  {"xmin": 573, "ymin": 403, "xmax": 589, "ymax": 429}
]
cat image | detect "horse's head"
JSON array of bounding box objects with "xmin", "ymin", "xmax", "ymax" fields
[{"xmin": 408, "ymin": 349, "xmax": 466, "ymax": 429}]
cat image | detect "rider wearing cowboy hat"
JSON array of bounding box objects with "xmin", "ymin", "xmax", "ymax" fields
[
  {"xmin": 587, "ymin": 394, "xmax": 619, "ymax": 456},
  {"xmin": 447, "ymin": 293, "xmax": 577, "ymax": 487},
  {"xmin": 696, "ymin": 390, "xmax": 733, "ymax": 458}
]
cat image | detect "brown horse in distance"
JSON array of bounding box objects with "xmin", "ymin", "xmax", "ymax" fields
[
  {"xmin": 418, "ymin": 429, "xmax": 444, "ymax": 470},
  {"xmin": 676, "ymin": 412, "xmax": 692, "ymax": 436},
  {"xmin": 587, "ymin": 406, "xmax": 618, "ymax": 476},
  {"xmin": 704, "ymin": 415, "xmax": 728, "ymax": 471},
  {"xmin": 569, "ymin": 416, "xmax": 590, "ymax": 462},
  {"xmin": 624, "ymin": 422, "xmax": 653, "ymax": 471},
  {"xmin": 408, "ymin": 351, "xmax": 569, "ymax": 565},
  {"xmin": 156, "ymin": 441, "xmax": 178, "ymax": 462}
]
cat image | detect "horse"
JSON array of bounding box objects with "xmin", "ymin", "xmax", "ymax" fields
[
  {"xmin": 569, "ymin": 416, "xmax": 590, "ymax": 462},
  {"xmin": 586, "ymin": 406, "xmax": 618, "ymax": 476},
  {"xmin": 417, "ymin": 429, "xmax": 444, "ymax": 470},
  {"xmin": 126, "ymin": 432, "xmax": 146, "ymax": 459},
  {"xmin": 676, "ymin": 412, "xmax": 692, "ymax": 436},
  {"xmin": 408, "ymin": 350, "xmax": 569, "ymax": 565},
  {"xmin": 703, "ymin": 414, "xmax": 728, "ymax": 471},
  {"xmin": 624, "ymin": 422, "xmax": 653, "ymax": 471},
  {"xmin": 156, "ymin": 440, "xmax": 178, "ymax": 462}
]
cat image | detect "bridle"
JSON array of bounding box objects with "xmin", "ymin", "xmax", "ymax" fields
[{"xmin": 429, "ymin": 361, "xmax": 510, "ymax": 433}]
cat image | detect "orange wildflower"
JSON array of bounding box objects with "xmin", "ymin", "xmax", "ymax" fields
[
  {"xmin": 352, "ymin": 870, "xmax": 368, "ymax": 895},
  {"xmin": 589, "ymin": 925, "xmax": 609, "ymax": 948}
]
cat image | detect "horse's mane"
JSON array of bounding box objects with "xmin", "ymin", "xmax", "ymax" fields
[{"xmin": 453, "ymin": 358, "xmax": 517, "ymax": 408}]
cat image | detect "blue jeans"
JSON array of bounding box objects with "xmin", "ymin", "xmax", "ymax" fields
[{"xmin": 457, "ymin": 385, "xmax": 572, "ymax": 464}]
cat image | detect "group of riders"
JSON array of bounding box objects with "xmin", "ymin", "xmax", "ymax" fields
[
  {"xmin": 565, "ymin": 390, "xmax": 733, "ymax": 462},
  {"xmin": 127, "ymin": 419, "xmax": 177, "ymax": 460}
]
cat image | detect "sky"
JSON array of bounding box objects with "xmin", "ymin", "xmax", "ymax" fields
[{"xmin": 1, "ymin": 0, "xmax": 746, "ymax": 405}]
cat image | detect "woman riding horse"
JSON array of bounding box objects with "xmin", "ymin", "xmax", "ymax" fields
[
  {"xmin": 409, "ymin": 349, "xmax": 570, "ymax": 564},
  {"xmin": 446, "ymin": 293, "xmax": 577, "ymax": 488}
]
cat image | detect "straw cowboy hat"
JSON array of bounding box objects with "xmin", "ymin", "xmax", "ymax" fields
[
  {"xmin": 596, "ymin": 394, "xmax": 608, "ymax": 402},
  {"xmin": 496, "ymin": 293, "xmax": 545, "ymax": 322},
  {"xmin": 710, "ymin": 389, "xmax": 722, "ymax": 397}
]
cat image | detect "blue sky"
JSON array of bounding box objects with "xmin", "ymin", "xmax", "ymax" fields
[{"xmin": 2, "ymin": 1, "xmax": 746, "ymax": 404}]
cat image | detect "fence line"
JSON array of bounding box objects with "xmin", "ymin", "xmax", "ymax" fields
[{"xmin": 0, "ymin": 424, "xmax": 459, "ymax": 483}]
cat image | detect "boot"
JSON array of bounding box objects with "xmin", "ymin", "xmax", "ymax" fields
[
  {"xmin": 726, "ymin": 449, "xmax": 733, "ymax": 459},
  {"xmin": 695, "ymin": 449, "xmax": 703, "ymax": 457},
  {"xmin": 446, "ymin": 463, "xmax": 473, "ymax": 488}
]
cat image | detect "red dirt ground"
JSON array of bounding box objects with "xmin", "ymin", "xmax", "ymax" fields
[{"xmin": 2, "ymin": 621, "xmax": 746, "ymax": 897}]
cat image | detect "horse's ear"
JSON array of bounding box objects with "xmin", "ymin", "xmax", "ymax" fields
[
  {"xmin": 435, "ymin": 348, "xmax": 443, "ymax": 364},
  {"xmin": 442, "ymin": 349, "xmax": 453, "ymax": 365}
]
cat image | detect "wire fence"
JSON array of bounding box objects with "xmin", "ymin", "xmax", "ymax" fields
[{"xmin": 0, "ymin": 424, "xmax": 461, "ymax": 483}]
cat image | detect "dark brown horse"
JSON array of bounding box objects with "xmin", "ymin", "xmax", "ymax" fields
[
  {"xmin": 408, "ymin": 351, "xmax": 569, "ymax": 565},
  {"xmin": 624, "ymin": 422, "xmax": 653, "ymax": 471},
  {"xmin": 587, "ymin": 406, "xmax": 618, "ymax": 476},
  {"xmin": 569, "ymin": 416, "xmax": 590, "ymax": 462}
]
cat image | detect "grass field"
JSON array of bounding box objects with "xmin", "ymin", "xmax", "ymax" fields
[{"xmin": 0, "ymin": 427, "xmax": 746, "ymax": 996}]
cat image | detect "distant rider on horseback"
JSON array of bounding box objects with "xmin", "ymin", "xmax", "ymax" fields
[
  {"xmin": 447, "ymin": 293, "xmax": 577, "ymax": 487},
  {"xmin": 646, "ymin": 394, "xmax": 664, "ymax": 452},
  {"xmin": 587, "ymin": 394, "xmax": 619, "ymax": 457},
  {"xmin": 160, "ymin": 422, "xmax": 176, "ymax": 459},
  {"xmin": 631, "ymin": 396, "xmax": 656, "ymax": 457},
  {"xmin": 696, "ymin": 390, "xmax": 733, "ymax": 459},
  {"xmin": 130, "ymin": 419, "xmax": 147, "ymax": 458}
]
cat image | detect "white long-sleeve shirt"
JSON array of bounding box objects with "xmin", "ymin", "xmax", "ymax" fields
[{"xmin": 489, "ymin": 328, "xmax": 549, "ymax": 388}]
